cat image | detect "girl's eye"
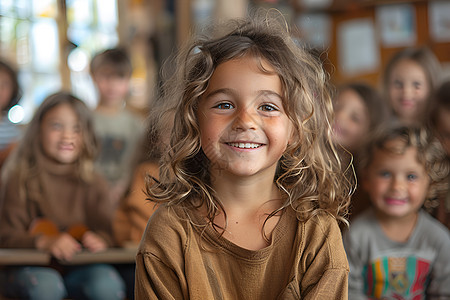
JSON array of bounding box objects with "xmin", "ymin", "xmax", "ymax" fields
[
  {"xmin": 73, "ymin": 125, "xmax": 81, "ymax": 133},
  {"xmin": 350, "ymin": 113, "xmax": 361, "ymax": 124},
  {"xmin": 378, "ymin": 171, "xmax": 391, "ymax": 178},
  {"xmin": 259, "ymin": 104, "xmax": 278, "ymax": 112},
  {"xmin": 413, "ymin": 81, "xmax": 422, "ymax": 89},
  {"xmin": 393, "ymin": 80, "xmax": 403, "ymax": 89},
  {"xmin": 407, "ymin": 174, "xmax": 418, "ymax": 181},
  {"xmin": 215, "ymin": 102, "xmax": 234, "ymax": 110},
  {"xmin": 51, "ymin": 123, "xmax": 63, "ymax": 130}
]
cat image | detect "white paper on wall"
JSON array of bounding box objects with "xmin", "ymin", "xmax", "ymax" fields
[
  {"xmin": 337, "ymin": 18, "xmax": 379, "ymax": 76},
  {"xmin": 376, "ymin": 4, "xmax": 416, "ymax": 47},
  {"xmin": 429, "ymin": 1, "xmax": 450, "ymax": 42}
]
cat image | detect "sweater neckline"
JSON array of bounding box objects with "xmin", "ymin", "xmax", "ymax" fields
[
  {"xmin": 187, "ymin": 204, "xmax": 294, "ymax": 260},
  {"xmin": 36, "ymin": 146, "xmax": 77, "ymax": 176}
]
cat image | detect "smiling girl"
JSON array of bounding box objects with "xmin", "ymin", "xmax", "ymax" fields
[
  {"xmin": 135, "ymin": 12, "xmax": 352, "ymax": 299},
  {"xmin": 382, "ymin": 47, "xmax": 441, "ymax": 126},
  {"xmin": 0, "ymin": 92, "xmax": 126, "ymax": 300}
]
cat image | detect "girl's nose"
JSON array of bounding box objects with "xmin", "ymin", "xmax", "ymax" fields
[
  {"xmin": 232, "ymin": 107, "xmax": 257, "ymax": 131},
  {"xmin": 402, "ymin": 85, "xmax": 414, "ymax": 99},
  {"xmin": 391, "ymin": 176, "xmax": 406, "ymax": 194},
  {"xmin": 62, "ymin": 128, "xmax": 76, "ymax": 139}
]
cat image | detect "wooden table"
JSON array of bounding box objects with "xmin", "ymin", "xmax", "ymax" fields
[
  {"xmin": 0, "ymin": 247, "xmax": 137, "ymax": 266},
  {"xmin": 0, "ymin": 249, "xmax": 49, "ymax": 265}
]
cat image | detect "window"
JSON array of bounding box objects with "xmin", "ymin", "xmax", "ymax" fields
[{"xmin": 0, "ymin": 0, "xmax": 119, "ymax": 123}]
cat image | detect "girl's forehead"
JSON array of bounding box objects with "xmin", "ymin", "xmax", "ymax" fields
[
  {"xmin": 44, "ymin": 103, "xmax": 76, "ymax": 118},
  {"xmin": 392, "ymin": 58, "xmax": 424, "ymax": 73}
]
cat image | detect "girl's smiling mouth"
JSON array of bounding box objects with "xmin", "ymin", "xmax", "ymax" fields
[
  {"xmin": 384, "ymin": 197, "xmax": 408, "ymax": 205},
  {"xmin": 226, "ymin": 142, "xmax": 263, "ymax": 149}
]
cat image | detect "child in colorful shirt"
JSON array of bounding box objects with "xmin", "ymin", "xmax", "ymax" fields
[{"xmin": 343, "ymin": 125, "xmax": 450, "ymax": 299}]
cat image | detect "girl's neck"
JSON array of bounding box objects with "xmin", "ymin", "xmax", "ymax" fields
[
  {"xmin": 376, "ymin": 210, "xmax": 418, "ymax": 243},
  {"xmin": 208, "ymin": 171, "xmax": 284, "ymax": 251},
  {"xmin": 96, "ymin": 102, "xmax": 124, "ymax": 115},
  {"xmin": 210, "ymin": 170, "xmax": 281, "ymax": 210}
]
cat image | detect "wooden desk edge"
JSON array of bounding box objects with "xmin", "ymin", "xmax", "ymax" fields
[{"xmin": 0, "ymin": 247, "xmax": 137, "ymax": 266}]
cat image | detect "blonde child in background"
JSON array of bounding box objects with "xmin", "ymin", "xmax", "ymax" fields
[
  {"xmin": 90, "ymin": 47, "xmax": 145, "ymax": 210},
  {"xmin": 135, "ymin": 12, "xmax": 352, "ymax": 299},
  {"xmin": 0, "ymin": 92, "xmax": 126, "ymax": 300},
  {"xmin": 428, "ymin": 80, "xmax": 450, "ymax": 229},
  {"xmin": 382, "ymin": 47, "xmax": 441, "ymax": 126},
  {"xmin": 343, "ymin": 125, "xmax": 450, "ymax": 299},
  {"xmin": 0, "ymin": 59, "xmax": 22, "ymax": 169}
]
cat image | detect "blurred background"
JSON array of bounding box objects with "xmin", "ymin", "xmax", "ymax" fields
[{"xmin": 1, "ymin": 0, "xmax": 450, "ymax": 124}]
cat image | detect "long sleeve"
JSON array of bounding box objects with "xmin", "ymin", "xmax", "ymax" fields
[
  {"xmin": 84, "ymin": 174, "xmax": 116, "ymax": 247},
  {"xmin": 135, "ymin": 206, "xmax": 191, "ymax": 300},
  {"xmin": 135, "ymin": 251, "xmax": 187, "ymax": 300},
  {"xmin": 299, "ymin": 216, "xmax": 349, "ymax": 300},
  {"xmin": 113, "ymin": 162, "xmax": 159, "ymax": 247},
  {"xmin": 0, "ymin": 172, "xmax": 38, "ymax": 248},
  {"xmin": 0, "ymin": 157, "xmax": 116, "ymax": 249}
]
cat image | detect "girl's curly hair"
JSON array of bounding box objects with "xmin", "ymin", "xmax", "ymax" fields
[{"xmin": 146, "ymin": 10, "xmax": 353, "ymax": 229}]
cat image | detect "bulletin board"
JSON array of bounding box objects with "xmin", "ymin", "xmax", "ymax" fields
[{"xmin": 299, "ymin": 1, "xmax": 450, "ymax": 87}]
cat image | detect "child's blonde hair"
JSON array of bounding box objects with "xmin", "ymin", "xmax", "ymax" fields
[
  {"xmin": 359, "ymin": 124, "xmax": 449, "ymax": 201},
  {"xmin": 2, "ymin": 92, "xmax": 98, "ymax": 198},
  {"xmin": 147, "ymin": 11, "xmax": 352, "ymax": 226}
]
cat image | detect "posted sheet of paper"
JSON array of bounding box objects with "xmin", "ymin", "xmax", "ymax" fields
[
  {"xmin": 429, "ymin": 1, "xmax": 450, "ymax": 42},
  {"xmin": 337, "ymin": 18, "xmax": 379, "ymax": 76},
  {"xmin": 376, "ymin": 4, "xmax": 416, "ymax": 47},
  {"xmin": 295, "ymin": 13, "xmax": 332, "ymax": 49}
]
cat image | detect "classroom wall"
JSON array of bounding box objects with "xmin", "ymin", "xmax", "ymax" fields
[{"xmin": 292, "ymin": 0, "xmax": 450, "ymax": 87}]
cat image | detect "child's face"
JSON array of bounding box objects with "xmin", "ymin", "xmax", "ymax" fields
[
  {"xmin": 40, "ymin": 103, "xmax": 83, "ymax": 164},
  {"xmin": 435, "ymin": 108, "xmax": 450, "ymax": 157},
  {"xmin": 0, "ymin": 70, "xmax": 14, "ymax": 110},
  {"xmin": 388, "ymin": 59, "xmax": 430, "ymax": 124},
  {"xmin": 93, "ymin": 69, "xmax": 130, "ymax": 107},
  {"xmin": 197, "ymin": 55, "xmax": 293, "ymax": 179},
  {"xmin": 332, "ymin": 88, "xmax": 370, "ymax": 152},
  {"xmin": 363, "ymin": 139, "xmax": 430, "ymax": 220}
]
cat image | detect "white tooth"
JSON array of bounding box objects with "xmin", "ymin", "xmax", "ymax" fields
[{"xmin": 228, "ymin": 142, "xmax": 260, "ymax": 148}]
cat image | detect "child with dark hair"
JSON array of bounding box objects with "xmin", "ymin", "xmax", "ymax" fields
[
  {"xmin": 333, "ymin": 82, "xmax": 390, "ymax": 155},
  {"xmin": 90, "ymin": 47, "xmax": 145, "ymax": 210},
  {"xmin": 428, "ymin": 80, "xmax": 450, "ymax": 229},
  {"xmin": 332, "ymin": 82, "xmax": 390, "ymax": 221},
  {"xmin": 0, "ymin": 59, "xmax": 22, "ymax": 169}
]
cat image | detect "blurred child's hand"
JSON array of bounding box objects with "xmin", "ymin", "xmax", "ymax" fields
[
  {"xmin": 36, "ymin": 233, "xmax": 82, "ymax": 261},
  {"xmin": 81, "ymin": 231, "xmax": 108, "ymax": 253}
]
